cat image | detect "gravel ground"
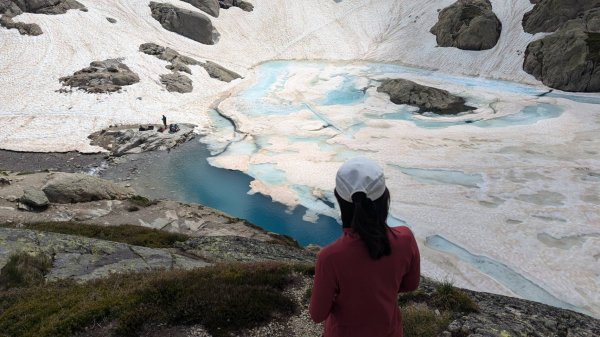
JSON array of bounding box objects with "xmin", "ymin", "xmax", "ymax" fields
[{"xmin": 0, "ymin": 150, "xmax": 107, "ymax": 173}]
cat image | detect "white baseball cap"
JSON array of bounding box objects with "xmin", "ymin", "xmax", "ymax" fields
[{"xmin": 335, "ymin": 157, "xmax": 386, "ymax": 203}]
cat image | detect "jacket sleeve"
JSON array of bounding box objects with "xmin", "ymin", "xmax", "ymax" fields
[
  {"xmin": 399, "ymin": 230, "xmax": 420, "ymax": 293},
  {"xmin": 309, "ymin": 252, "xmax": 337, "ymax": 323}
]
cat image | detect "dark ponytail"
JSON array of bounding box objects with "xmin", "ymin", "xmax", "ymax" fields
[{"xmin": 336, "ymin": 189, "xmax": 391, "ymax": 260}]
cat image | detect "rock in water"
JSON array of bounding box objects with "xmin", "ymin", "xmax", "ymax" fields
[
  {"xmin": 523, "ymin": 8, "xmax": 600, "ymax": 92},
  {"xmin": 149, "ymin": 2, "xmax": 220, "ymax": 45},
  {"xmin": 430, "ymin": 0, "xmax": 502, "ymax": 50},
  {"xmin": 180, "ymin": 0, "xmax": 219, "ymax": 17},
  {"xmin": 522, "ymin": 0, "xmax": 600, "ymax": 34},
  {"xmin": 203, "ymin": 61, "xmax": 241, "ymax": 82},
  {"xmin": 59, "ymin": 59, "xmax": 140, "ymax": 93},
  {"xmin": 42, "ymin": 173, "xmax": 133, "ymax": 203},
  {"xmin": 19, "ymin": 186, "xmax": 49, "ymax": 210},
  {"xmin": 160, "ymin": 72, "xmax": 193, "ymax": 93},
  {"xmin": 377, "ymin": 78, "xmax": 475, "ymax": 115}
]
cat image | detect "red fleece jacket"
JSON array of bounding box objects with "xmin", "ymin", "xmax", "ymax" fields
[{"xmin": 309, "ymin": 226, "xmax": 420, "ymax": 337}]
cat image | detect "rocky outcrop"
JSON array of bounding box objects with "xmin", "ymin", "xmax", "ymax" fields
[
  {"xmin": 19, "ymin": 186, "xmax": 49, "ymax": 210},
  {"xmin": 203, "ymin": 60, "xmax": 241, "ymax": 82},
  {"xmin": 177, "ymin": 236, "xmax": 315, "ymax": 263},
  {"xmin": 42, "ymin": 172, "xmax": 133, "ymax": 203},
  {"xmin": 430, "ymin": 0, "xmax": 502, "ymax": 50},
  {"xmin": 522, "ymin": 0, "xmax": 600, "ymax": 34},
  {"xmin": 219, "ymin": 0, "xmax": 253, "ymax": 12},
  {"xmin": 149, "ymin": 2, "xmax": 219, "ymax": 45},
  {"xmin": 89, "ymin": 124, "xmax": 196, "ymax": 156},
  {"xmin": 523, "ymin": 8, "xmax": 600, "ymax": 92},
  {"xmin": 59, "ymin": 59, "xmax": 140, "ymax": 93},
  {"xmin": 106, "ymin": 17, "xmax": 116, "ymax": 23},
  {"xmin": 140, "ymin": 42, "xmax": 241, "ymax": 82},
  {"xmin": 181, "ymin": 0, "xmax": 219, "ymax": 17},
  {"xmin": 160, "ymin": 72, "xmax": 193, "ymax": 93},
  {"xmin": 0, "ymin": 228, "xmax": 208, "ymax": 282},
  {"xmin": 377, "ymin": 78, "xmax": 475, "ymax": 115},
  {"xmin": 0, "ymin": 0, "xmax": 85, "ymax": 16},
  {"xmin": 0, "ymin": 15, "xmax": 42, "ymax": 35}
]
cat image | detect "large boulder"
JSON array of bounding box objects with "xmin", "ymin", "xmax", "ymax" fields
[
  {"xmin": 149, "ymin": 2, "xmax": 220, "ymax": 45},
  {"xmin": 59, "ymin": 59, "xmax": 140, "ymax": 93},
  {"xmin": 0, "ymin": 0, "xmax": 22, "ymax": 16},
  {"xmin": 42, "ymin": 173, "xmax": 133, "ymax": 203},
  {"xmin": 430, "ymin": 0, "xmax": 502, "ymax": 50},
  {"xmin": 377, "ymin": 78, "xmax": 475, "ymax": 115},
  {"xmin": 160, "ymin": 72, "xmax": 193, "ymax": 93},
  {"xmin": 180, "ymin": 0, "xmax": 219, "ymax": 17},
  {"xmin": 522, "ymin": 0, "xmax": 600, "ymax": 34},
  {"xmin": 523, "ymin": 9, "xmax": 600, "ymax": 92}
]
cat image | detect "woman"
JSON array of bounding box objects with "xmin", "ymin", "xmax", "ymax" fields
[{"xmin": 309, "ymin": 157, "xmax": 420, "ymax": 337}]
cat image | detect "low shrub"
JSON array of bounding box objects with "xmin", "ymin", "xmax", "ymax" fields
[
  {"xmin": 402, "ymin": 303, "xmax": 450, "ymax": 337},
  {"xmin": 432, "ymin": 280, "xmax": 479, "ymax": 314},
  {"xmin": 0, "ymin": 253, "xmax": 52, "ymax": 290},
  {"xmin": 0, "ymin": 262, "xmax": 306, "ymax": 337}
]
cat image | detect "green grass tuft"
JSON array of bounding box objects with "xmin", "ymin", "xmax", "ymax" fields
[
  {"xmin": 0, "ymin": 253, "xmax": 52, "ymax": 290},
  {"xmin": 0, "ymin": 262, "xmax": 301, "ymax": 337},
  {"xmin": 16, "ymin": 222, "xmax": 189, "ymax": 249},
  {"xmin": 432, "ymin": 280, "xmax": 479, "ymax": 313},
  {"xmin": 402, "ymin": 303, "xmax": 451, "ymax": 337}
]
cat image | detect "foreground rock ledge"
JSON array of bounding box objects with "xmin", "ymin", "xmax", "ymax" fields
[
  {"xmin": 377, "ymin": 78, "xmax": 475, "ymax": 115},
  {"xmin": 430, "ymin": 0, "xmax": 502, "ymax": 51}
]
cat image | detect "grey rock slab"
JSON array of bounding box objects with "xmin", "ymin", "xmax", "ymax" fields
[
  {"xmin": 202, "ymin": 61, "xmax": 241, "ymax": 82},
  {"xmin": 430, "ymin": 0, "xmax": 502, "ymax": 50},
  {"xmin": 42, "ymin": 172, "xmax": 134, "ymax": 203},
  {"xmin": 149, "ymin": 2, "xmax": 220, "ymax": 45},
  {"xmin": 0, "ymin": 228, "xmax": 208, "ymax": 282},
  {"xmin": 0, "ymin": 15, "xmax": 42, "ymax": 35}
]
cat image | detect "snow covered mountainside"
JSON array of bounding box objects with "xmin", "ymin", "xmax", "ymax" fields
[{"xmin": 0, "ymin": 0, "xmax": 542, "ymax": 152}]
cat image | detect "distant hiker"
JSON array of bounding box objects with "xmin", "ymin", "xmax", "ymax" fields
[
  {"xmin": 162, "ymin": 115, "xmax": 167, "ymax": 127},
  {"xmin": 309, "ymin": 157, "xmax": 420, "ymax": 337}
]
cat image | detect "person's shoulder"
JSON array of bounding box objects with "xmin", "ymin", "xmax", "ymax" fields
[
  {"xmin": 316, "ymin": 236, "xmax": 351, "ymax": 262},
  {"xmin": 390, "ymin": 225, "xmax": 415, "ymax": 237}
]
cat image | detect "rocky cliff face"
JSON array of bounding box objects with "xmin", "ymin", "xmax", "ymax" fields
[
  {"xmin": 430, "ymin": 0, "xmax": 502, "ymax": 50},
  {"xmin": 523, "ymin": 7, "xmax": 600, "ymax": 92}
]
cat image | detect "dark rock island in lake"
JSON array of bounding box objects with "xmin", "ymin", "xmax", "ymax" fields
[
  {"xmin": 149, "ymin": 1, "xmax": 220, "ymax": 45},
  {"xmin": 377, "ymin": 78, "xmax": 475, "ymax": 115},
  {"xmin": 523, "ymin": 6, "xmax": 600, "ymax": 92},
  {"xmin": 430, "ymin": 0, "xmax": 502, "ymax": 50},
  {"xmin": 59, "ymin": 59, "xmax": 140, "ymax": 93}
]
